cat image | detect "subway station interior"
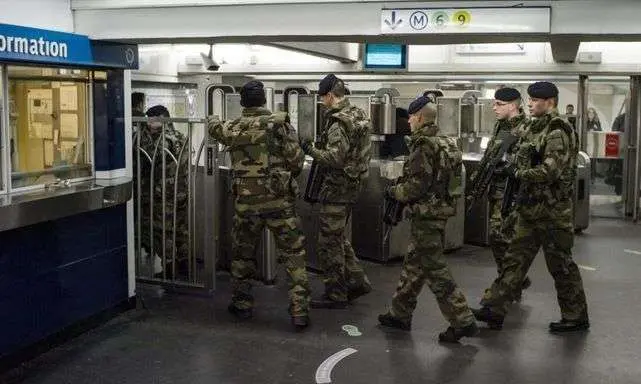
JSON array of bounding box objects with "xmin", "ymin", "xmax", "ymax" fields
[{"xmin": 2, "ymin": 1, "xmax": 641, "ymax": 383}]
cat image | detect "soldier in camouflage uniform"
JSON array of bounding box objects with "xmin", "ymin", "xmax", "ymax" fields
[
  {"xmin": 471, "ymin": 88, "xmax": 532, "ymax": 302},
  {"xmin": 134, "ymin": 105, "xmax": 190, "ymax": 278},
  {"xmin": 208, "ymin": 81, "xmax": 311, "ymax": 330},
  {"xmin": 473, "ymin": 82, "xmax": 589, "ymax": 333},
  {"xmin": 299, "ymin": 74, "xmax": 372, "ymax": 309},
  {"xmin": 378, "ymin": 96, "xmax": 478, "ymax": 343}
]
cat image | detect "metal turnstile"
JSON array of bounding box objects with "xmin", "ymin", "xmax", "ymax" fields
[
  {"xmin": 296, "ymin": 158, "xmax": 353, "ymax": 270},
  {"xmin": 349, "ymin": 159, "xmax": 466, "ymax": 263},
  {"xmin": 351, "ymin": 159, "xmax": 408, "ymax": 263},
  {"xmin": 574, "ymin": 151, "xmax": 591, "ymax": 233}
]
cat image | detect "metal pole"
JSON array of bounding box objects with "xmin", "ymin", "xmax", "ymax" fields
[
  {"xmin": 187, "ymin": 122, "xmax": 193, "ymax": 282},
  {"xmin": 628, "ymin": 76, "xmax": 641, "ymax": 221},
  {"xmin": 135, "ymin": 129, "xmax": 142, "ymax": 277},
  {"xmin": 577, "ymin": 75, "xmax": 589, "ymax": 152},
  {"xmin": 203, "ymin": 123, "xmax": 218, "ymax": 292},
  {"xmin": 162, "ymin": 123, "xmax": 167, "ymax": 280}
]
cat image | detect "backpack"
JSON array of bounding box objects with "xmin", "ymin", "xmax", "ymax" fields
[
  {"xmin": 432, "ymin": 135, "xmax": 463, "ymax": 201},
  {"xmin": 330, "ymin": 105, "xmax": 372, "ymax": 181}
]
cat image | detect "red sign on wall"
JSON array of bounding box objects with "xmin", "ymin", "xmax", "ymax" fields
[{"xmin": 605, "ymin": 133, "xmax": 620, "ymax": 158}]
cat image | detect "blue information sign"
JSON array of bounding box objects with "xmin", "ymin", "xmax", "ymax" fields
[{"xmin": 0, "ymin": 23, "xmax": 138, "ymax": 69}]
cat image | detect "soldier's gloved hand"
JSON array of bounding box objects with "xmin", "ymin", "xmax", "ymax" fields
[
  {"xmin": 384, "ymin": 186, "xmax": 397, "ymax": 201},
  {"xmin": 300, "ymin": 138, "xmax": 314, "ymax": 154},
  {"xmin": 502, "ymin": 162, "xmax": 518, "ymax": 178}
]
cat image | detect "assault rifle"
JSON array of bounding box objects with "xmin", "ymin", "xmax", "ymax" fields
[
  {"xmin": 304, "ymin": 160, "xmax": 325, "ymax": 203},
  {"xmin": 466, "ymin": 133, "xmax": 519, "ymax": 211},
  {"xmin": 382, "ymin": 179, "xmax": 406, "ymax": 243},
  {"xmin": 500, "ymin": 144, "xmax": 542, "ymax": 216}
]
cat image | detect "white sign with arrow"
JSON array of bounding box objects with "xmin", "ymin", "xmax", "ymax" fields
[{"xmin": 380, "ymin": 7, "xmax": 550, "ymax": 35}]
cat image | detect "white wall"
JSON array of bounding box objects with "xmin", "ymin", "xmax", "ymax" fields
[
  {"xmin": 579, "ymin": 42, "xmax": 641, "ymax": 64},
  {"xmin": 0, "ymin": 0, "xmax": 73, "ymax": 32}
]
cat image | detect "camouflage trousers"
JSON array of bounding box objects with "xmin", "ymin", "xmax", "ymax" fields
[
  {"xmin": 231, "ymin": 206, "xmax": 311, "ymax": 316},
  {"xmin": 317, "ymin": 204, "xmax": 371, "ymax": 302},
  {"xmin": 390, "ymin": 217, "xmax": 475, "ymax": 328},
  {"xmin": 481, "ymin": 198, "xmax": 523, "ymax": 304},
  {"xmin": 488, "ymin": 197, "xmax": 514, "ymax": 274},
  {"xmin": 481, "ymin": 212, "xmax": 589, "ymax": 319}
]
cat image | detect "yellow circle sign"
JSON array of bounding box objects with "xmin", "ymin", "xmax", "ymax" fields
[{"xmin": 452, "ymin": 10, "xmax": 471, "ymax": 27}]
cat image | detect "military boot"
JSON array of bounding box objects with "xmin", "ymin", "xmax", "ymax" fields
[
  {"xmin": 310, "ymin": 294, "xmax": 348, "ymax": 309},
  {"xmin": 291, "ymin": 315, "xmax": 310, "ymax": 331},
  {"xmin": 438, "ymin": 322, "xmax": 479, "ymax": 343},
  {"xmin": 377, "ymin": 311, "xmax": 412, "ymax": 331},
  {"xmin": 549, "ymin": 318, "xmax": 590, "ymax": 333},
  {"xmin": 228, "ymin": 304, "xmax": 253, "ymax": 320},
  {"xmin": 471, "ymin": 307, "xmax": 505, "ymax": 330}
]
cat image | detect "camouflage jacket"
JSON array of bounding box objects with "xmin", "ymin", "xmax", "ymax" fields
[
  {"xmin": 483, "ymin": 113, "xmax": 528, "ymax": 200},
  {"xmin": 208, "ymin": 107, "xmax": 304, "ymax": 215},
  {"xmin": 390, "ymin": 123, "xmax": 462, "ymax": 219},
  {"xmin": 514, "ymin": 109, "xmax": 578, "ymax": 221},
  {"xmin": 308, "ymin": 98, "xmax": 372, "ymax": 204}
]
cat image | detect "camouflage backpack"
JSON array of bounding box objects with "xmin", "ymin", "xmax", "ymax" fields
[
  {"xmin": 329, "ymin": 104, "xmax": 372, "ymax": 181},
  {"xmin": 431, "ymin": 135, "xmax": 464, "ymax": 202},
  {"xmin": 226, "ymin": 112, "xmax": 291, "ymax": 197}
]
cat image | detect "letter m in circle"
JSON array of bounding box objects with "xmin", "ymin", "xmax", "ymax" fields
[{"xmin": 410, "ymin": 11, "xmax": 427, "ymax": 30}]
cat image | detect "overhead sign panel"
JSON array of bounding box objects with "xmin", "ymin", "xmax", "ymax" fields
[{"xmin": 381, "ymin": 7, "xmax": 550, "ymax": 34}]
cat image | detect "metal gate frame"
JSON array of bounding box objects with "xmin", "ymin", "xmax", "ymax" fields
[{"xmin": 132, "ymin": 116, "xmax": 218, "ymax": 292}]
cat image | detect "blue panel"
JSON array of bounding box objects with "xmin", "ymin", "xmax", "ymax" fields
[
  {"xmin": 91, "ymin": 41, "xmax": 139, "ymax": 70},
  {"xmin": 0, "ymin": 23, "xmax": 92, "ymax": 66},
  {"xmin": 0, "ymin": 205, "xmax": 128, "ymax": 357},
  {"xmin": 107, "ymin": 70, "xmax": 126, "ymax": 170},
  {"xmin": 93, "ymin": 71, "xmax": 125, "ymax": 171}
]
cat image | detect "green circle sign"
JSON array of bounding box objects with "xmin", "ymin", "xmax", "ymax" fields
[{"xmin": 432, "ymin": 11, "xmax": 449, "ymax": 28}]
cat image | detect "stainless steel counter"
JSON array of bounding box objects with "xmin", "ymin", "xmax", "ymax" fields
[{"xmin": 0, "ymin": 178, "xmax": 132, "ymax": 232}]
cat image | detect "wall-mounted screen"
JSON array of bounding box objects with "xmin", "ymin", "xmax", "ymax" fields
[{"xmin": 363, "ymin": 44, "xmax": 407, "ymax": 70}]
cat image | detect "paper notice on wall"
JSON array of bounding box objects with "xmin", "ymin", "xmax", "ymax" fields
[
  {"xmin": 60, "ymin": 141, "xmax": 77, "ymax": 163},
  {"xmin": 60, "ymin": 86, "xmax": 78, "ymax": 111},
  {"xmin": 27, "ymin": 89, "xmax": 53, "ymax": 115},
  {"xmin": 60, "ymin": 113, "xmax": 79, "ymax": 138},
  {"xmin": 44, "ymin": 140, "xmax": 54, "ymax": 167},
  {"xmin": 29, "ymin": 122, "xmax": 53, "ymax": 139}
]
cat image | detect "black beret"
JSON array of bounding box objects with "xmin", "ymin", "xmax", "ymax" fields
[
  {"xmin": 146, "ymin": 105, "xmax": 170, "ymax": 118},
  {"xmin": 494, "ymin": 87, "xmax": 521, "ymax": 102},
  {"xmin": 240, "ymin": 80, "xmax": 266, "ymax": 108},
  {"xmin": 408, "ymin": 96, "xmax": 431, "ymax": 115},
  {"xmin": 527, "ymin": 81, "xmax": 558, "ymax": 99},
  {"xmin": 318, "ymin": 74, "xmax": 340, "ymax": 96}
]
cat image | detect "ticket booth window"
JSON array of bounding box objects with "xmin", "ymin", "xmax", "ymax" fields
[{"xmin": 8, "ymin": 66, "xmax": 93, "ymax": 189}]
